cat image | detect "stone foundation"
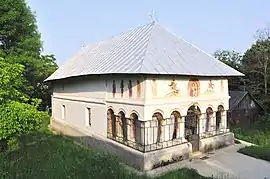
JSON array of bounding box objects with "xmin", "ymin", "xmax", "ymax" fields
[
  {"xmin": 199, "ymin": 132, "xmax": 235, "ymax": 153},
  {"xmin": 50, "ymin": 118, "xmax": 234, "ymax": 171}
]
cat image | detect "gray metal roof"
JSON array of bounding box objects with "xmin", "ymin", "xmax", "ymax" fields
[{"xmin": 46, "ymin": 22, "xmax": 244, "ymax": 81}]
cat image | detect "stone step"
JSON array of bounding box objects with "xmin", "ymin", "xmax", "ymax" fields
[{"xmin": 190, "ymin": 151, "xmax": 203, "ymax": 159}]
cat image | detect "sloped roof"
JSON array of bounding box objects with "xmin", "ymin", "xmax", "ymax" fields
[
  {"xmin": 46, "ymin": 22, "xmax": 244, "ymax": 81},
  {"xmin": 229, "ymin": 91, "xmax": 248, "ymax": 111},
  {"xmin": 229, "ymin": 90, "xmax": 265, "ymax": 111}
]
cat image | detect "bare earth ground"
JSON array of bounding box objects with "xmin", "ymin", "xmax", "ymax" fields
[{"xmin": 146, "ymin": 144, "xmax": 270, "ymax": 179}]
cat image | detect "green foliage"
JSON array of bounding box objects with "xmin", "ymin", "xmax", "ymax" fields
[
  {"xmin": 234, "ymin": 128, "xmax": 270, "ymax": 147},
  {"xmin": 233, "ymin": 114, "xmax": 270, "ymax": 147},
  {"xmin": 214, "ymin": 50, "xmax": 243, "ymax": 70},
  {"xmin": 242, "ymin": 40, "xmax": 270, "ymax": 91},
  {"xmin": 0, "ymin": 57, "xmax": 27, "ymax": 103},
  {"xmin": 0, "ymin": 131, "xmax": 209, "ymax": 179},
  {"xmin": 214, "ymin": 50, "xmax": 244, "ymax": 91},
  {"xmin": 234, "ymin": 115, "xmax": 270, "ymax": 162},
  {"xmin": 0, "ymin": 0, "xmax": 58, "ymax": 110},
  {"xmin": 238, "ymin": 146, "xmax": 270, "ymax": 162},
  {"xmin": 0, "ymin": 0, "xmax": 41, "ymax": 56},
  {"xmin": 0, "ymin": 101, "xmax": 49, "ymax": 141},
  {"xmin": 215, "ymin": 28, "xmax": 270, "ymax": 112}
]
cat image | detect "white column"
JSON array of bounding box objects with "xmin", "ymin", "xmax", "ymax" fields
[
  {"xmin": 211, "ymin": 114, "xmax": 216, "ymax": 132},
  {"xmin": 164, "ymin": 118, "xmax": 170, "ymax": 141},
  {"xmin": 222, "ymin": 112, "xmax": 228, "ymax": 132}
]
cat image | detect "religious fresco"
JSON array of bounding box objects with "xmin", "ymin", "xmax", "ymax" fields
[
  {"xmin": 112, "ymin": 80, "xmax": 116, "ymax": 98},
  {"xmin": 152, "ymin": 79, "xmax": 157, "ymax": 97},
  {"xmin": 128, "ymin": 80, "xmax": 133, "ymax": 98},
  {"xmin": 120, "ymin": 80, "xmax": 124, "ymax": 97},
  {"xmin": 136, "ymin": 80, "xmax": 141, "ymax": 98},
  {"xmin": 188, "ymin": 79, "xmax": 200, "ymax": 97},
  {"xmin": 204, "ymin": 80, "xmax": 215, "ymax": 94},
  {"xmin": 166, "ymin": 79, "xmax": 181, "ymax": 97},
  {"xmin": 207, "ymin": 80, "xmax": 215, "ymax": 92}
]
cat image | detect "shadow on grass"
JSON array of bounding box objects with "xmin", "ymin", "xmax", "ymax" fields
[
  {"xmin": 238, "ymin": 146, "xmax": 270, "ymax": 162},
  {"xmin": 0, "ymin": 128, "xmax": 211, "ymax": 179}
]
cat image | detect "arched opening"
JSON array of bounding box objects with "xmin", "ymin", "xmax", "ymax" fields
[
  {"xmin": 185, "ymin": 105, "xmax": 201, "ymax": 138},
  {"xmin": 116, "ymin": 111, "xmax": 126, "ymax": 140},
  {"xmin": 206, "ymin": 107, "xmax": 214, "ymax": 132},
  {"xmin": 216, "ymin": 105, "xmax": 225, "ymax": 130},
  {"xmin": 170, "ymin": 111, "xmax": 181, "ymax": 139},
  {"xmin": 130, "ymin": 113, "xmax": 139, "ymax": 143},
  {"xmin": 152, "ymin": 112, "xmax": 164, "ymax": 143},
  {"xmin": 107, "ymin": 109, "xmax": 116, "ymax": 137},
  {"xmin": 185, "ymin": 105, "xmax": 201, "ymax": 152}
]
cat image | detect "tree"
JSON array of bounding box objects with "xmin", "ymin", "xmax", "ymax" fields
[
  {"xmin": 214, "ymin": 50, "xmax": 243, "ymax": 70},
  {"xmin": 242, "ymin": 27, "xmax": 270, "ymax": 112},
  {"xmin": 242, "ymin": 28, "xmax": 270, "ymax": 95},
  {"xmin": 214, "ymin": 50, "xmax": 244, "ymax": 91},
  {"xmin": 0, "ymin": 100, "xmax": 49, "ymax": 151},
  {"xmin": 0, "ymin": 0, "xmax": 58, "ymax": 109},
  {"xmin": 0, "ymin": 0, "xmax": 41, "ymax": 56},
  {"xmin": 0, "ymin": 0, "xmax": 57, "ymax": 150},
  {"xmin": 0, "ymin": 57, "xmax": 27, "ymax": 103}
]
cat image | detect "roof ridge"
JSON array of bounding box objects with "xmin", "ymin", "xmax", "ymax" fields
[
  {"xmin": 45, "ymin": 21, "xmax": 245, "ymax": 82},
  {"xmin": 156, "ymin": 24, "xmax": 243, "ymax": 76},
  {"xmin": 138, "ymin": 21, "xmax": 156, "ymax": 73}
]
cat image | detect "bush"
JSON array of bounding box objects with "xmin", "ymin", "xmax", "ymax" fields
[
  {"xmin": 238, "ymin": 146, "xmax": 270, "ymax": 162},
  {"xmin": 233, "ymin": 114, "xmax": 270, "ymax": 147},
  {"xmin": 233, "ymin": 128, "xmax": 270, "ymax": 147},
  {"xmin": 0, "ymin": 101, "xmax": 49, "ymax": 150}
]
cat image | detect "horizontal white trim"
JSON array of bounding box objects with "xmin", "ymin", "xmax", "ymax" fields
[
  {"xmin": 106, "ymin": 99, "xmax": 145, "ymax": 106},
  {"xmin": 144, "ymin": 96, "xmax": 230, "ymax": 106},
  {"xmin": 53, "ymin": 95, "xmax": 105, "ymax": 105}
]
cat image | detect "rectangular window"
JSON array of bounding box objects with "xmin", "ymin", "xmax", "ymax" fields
[
  {"xmin": 61, "ymin": 105, "xmax": 66, "ymax": 120},
  {"xmin": 86, "ymin": 107, "xmax": 91, "ymax": 126}
]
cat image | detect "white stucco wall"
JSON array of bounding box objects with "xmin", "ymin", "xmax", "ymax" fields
[
  {"xmin": 51, "ymin": 75, "xmax": 146, "ymax": 137},
  {"xmin": 51, "ymin": 75, "xmax": 230, "ymax": 137},
  {"xmin": 52, "ymin": 96, "xmax": 107, "ymax": 136}
]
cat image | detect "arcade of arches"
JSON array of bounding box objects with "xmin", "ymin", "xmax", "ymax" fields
[{"xmin": 107, "ymin": 105, "xmax": 226, "ymax": 147}]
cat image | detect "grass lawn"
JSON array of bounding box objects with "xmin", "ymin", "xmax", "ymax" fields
[
  {"xmin": 232, "ymin": 115, "xmax": 270, "ymax": 162},
  {"xmin": 0, "ymin": 120, "xmax": 210, "ymax": 179}
]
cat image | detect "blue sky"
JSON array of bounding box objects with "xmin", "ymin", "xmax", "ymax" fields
[{"xmin": 26, "ymin": 0, "xmax": 270, "ymax": 65}]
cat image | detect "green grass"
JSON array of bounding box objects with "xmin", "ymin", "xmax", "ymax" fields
[
  {"xmin": 232, "ymin": 115, "xmax": 270, "ymax": 162},
  {"xmin": 238, "ymin": 146, "xmax": 270, "ymax": 162},
  {"xmin": 0, "ymin": 119, "xmax": 210, "ymax": 179}
]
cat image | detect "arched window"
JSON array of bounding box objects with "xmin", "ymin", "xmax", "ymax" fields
[
  {"xmin": 216, "ymin": 105, "xmax": 225, "ymax": 130},
  {"xmin": 107, "ymin": 109, "xmax": 116, "ymax": 137},
  {"xmin": 206, "ymin": 107, "xmax": 213, "ymax": 132},
  {"xmin": 152, "ymin": 112, "xmax": 164, "ymax": 142},
  {"xmin": 130, "ymin": 113, "xmax": 139, "ymax": 143},
  {"xmin": 185, "ymin": 105, "xmax": 201, "ymax": 138},
  {"xmin": 170, "ymin": 111, "xmax": 181, "ymax": 139},
  {"xmin": 116, "ymin": 111, "xmax": 126, "ymax": 140}
]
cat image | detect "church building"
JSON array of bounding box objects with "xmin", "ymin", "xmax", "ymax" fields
[{"xmin": 46, "ymin": 21, "xmax": 244, "ymax": 171}]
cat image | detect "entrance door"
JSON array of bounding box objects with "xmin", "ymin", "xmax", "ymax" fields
[{"xmin": 185, "ymin": 105, "xmax": 201, "ymax": 152}]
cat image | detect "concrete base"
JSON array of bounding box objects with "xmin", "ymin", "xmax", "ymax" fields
[
  {"xmin": 50, "ymin": 118, "xmax": 234, "ymax": 171},
  {"xmin": 199, "ymin": 132, "xmax": 235, "ymax": 153}
]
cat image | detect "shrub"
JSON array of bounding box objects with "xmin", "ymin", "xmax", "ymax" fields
[{"xmin": 0, "ymin": 101, "xmax": 49, "ymax": 150}]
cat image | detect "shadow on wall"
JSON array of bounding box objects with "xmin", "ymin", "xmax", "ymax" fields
[{"xmin": 52, "ymin": 74, "xmax": 144, "ymax": 97}]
